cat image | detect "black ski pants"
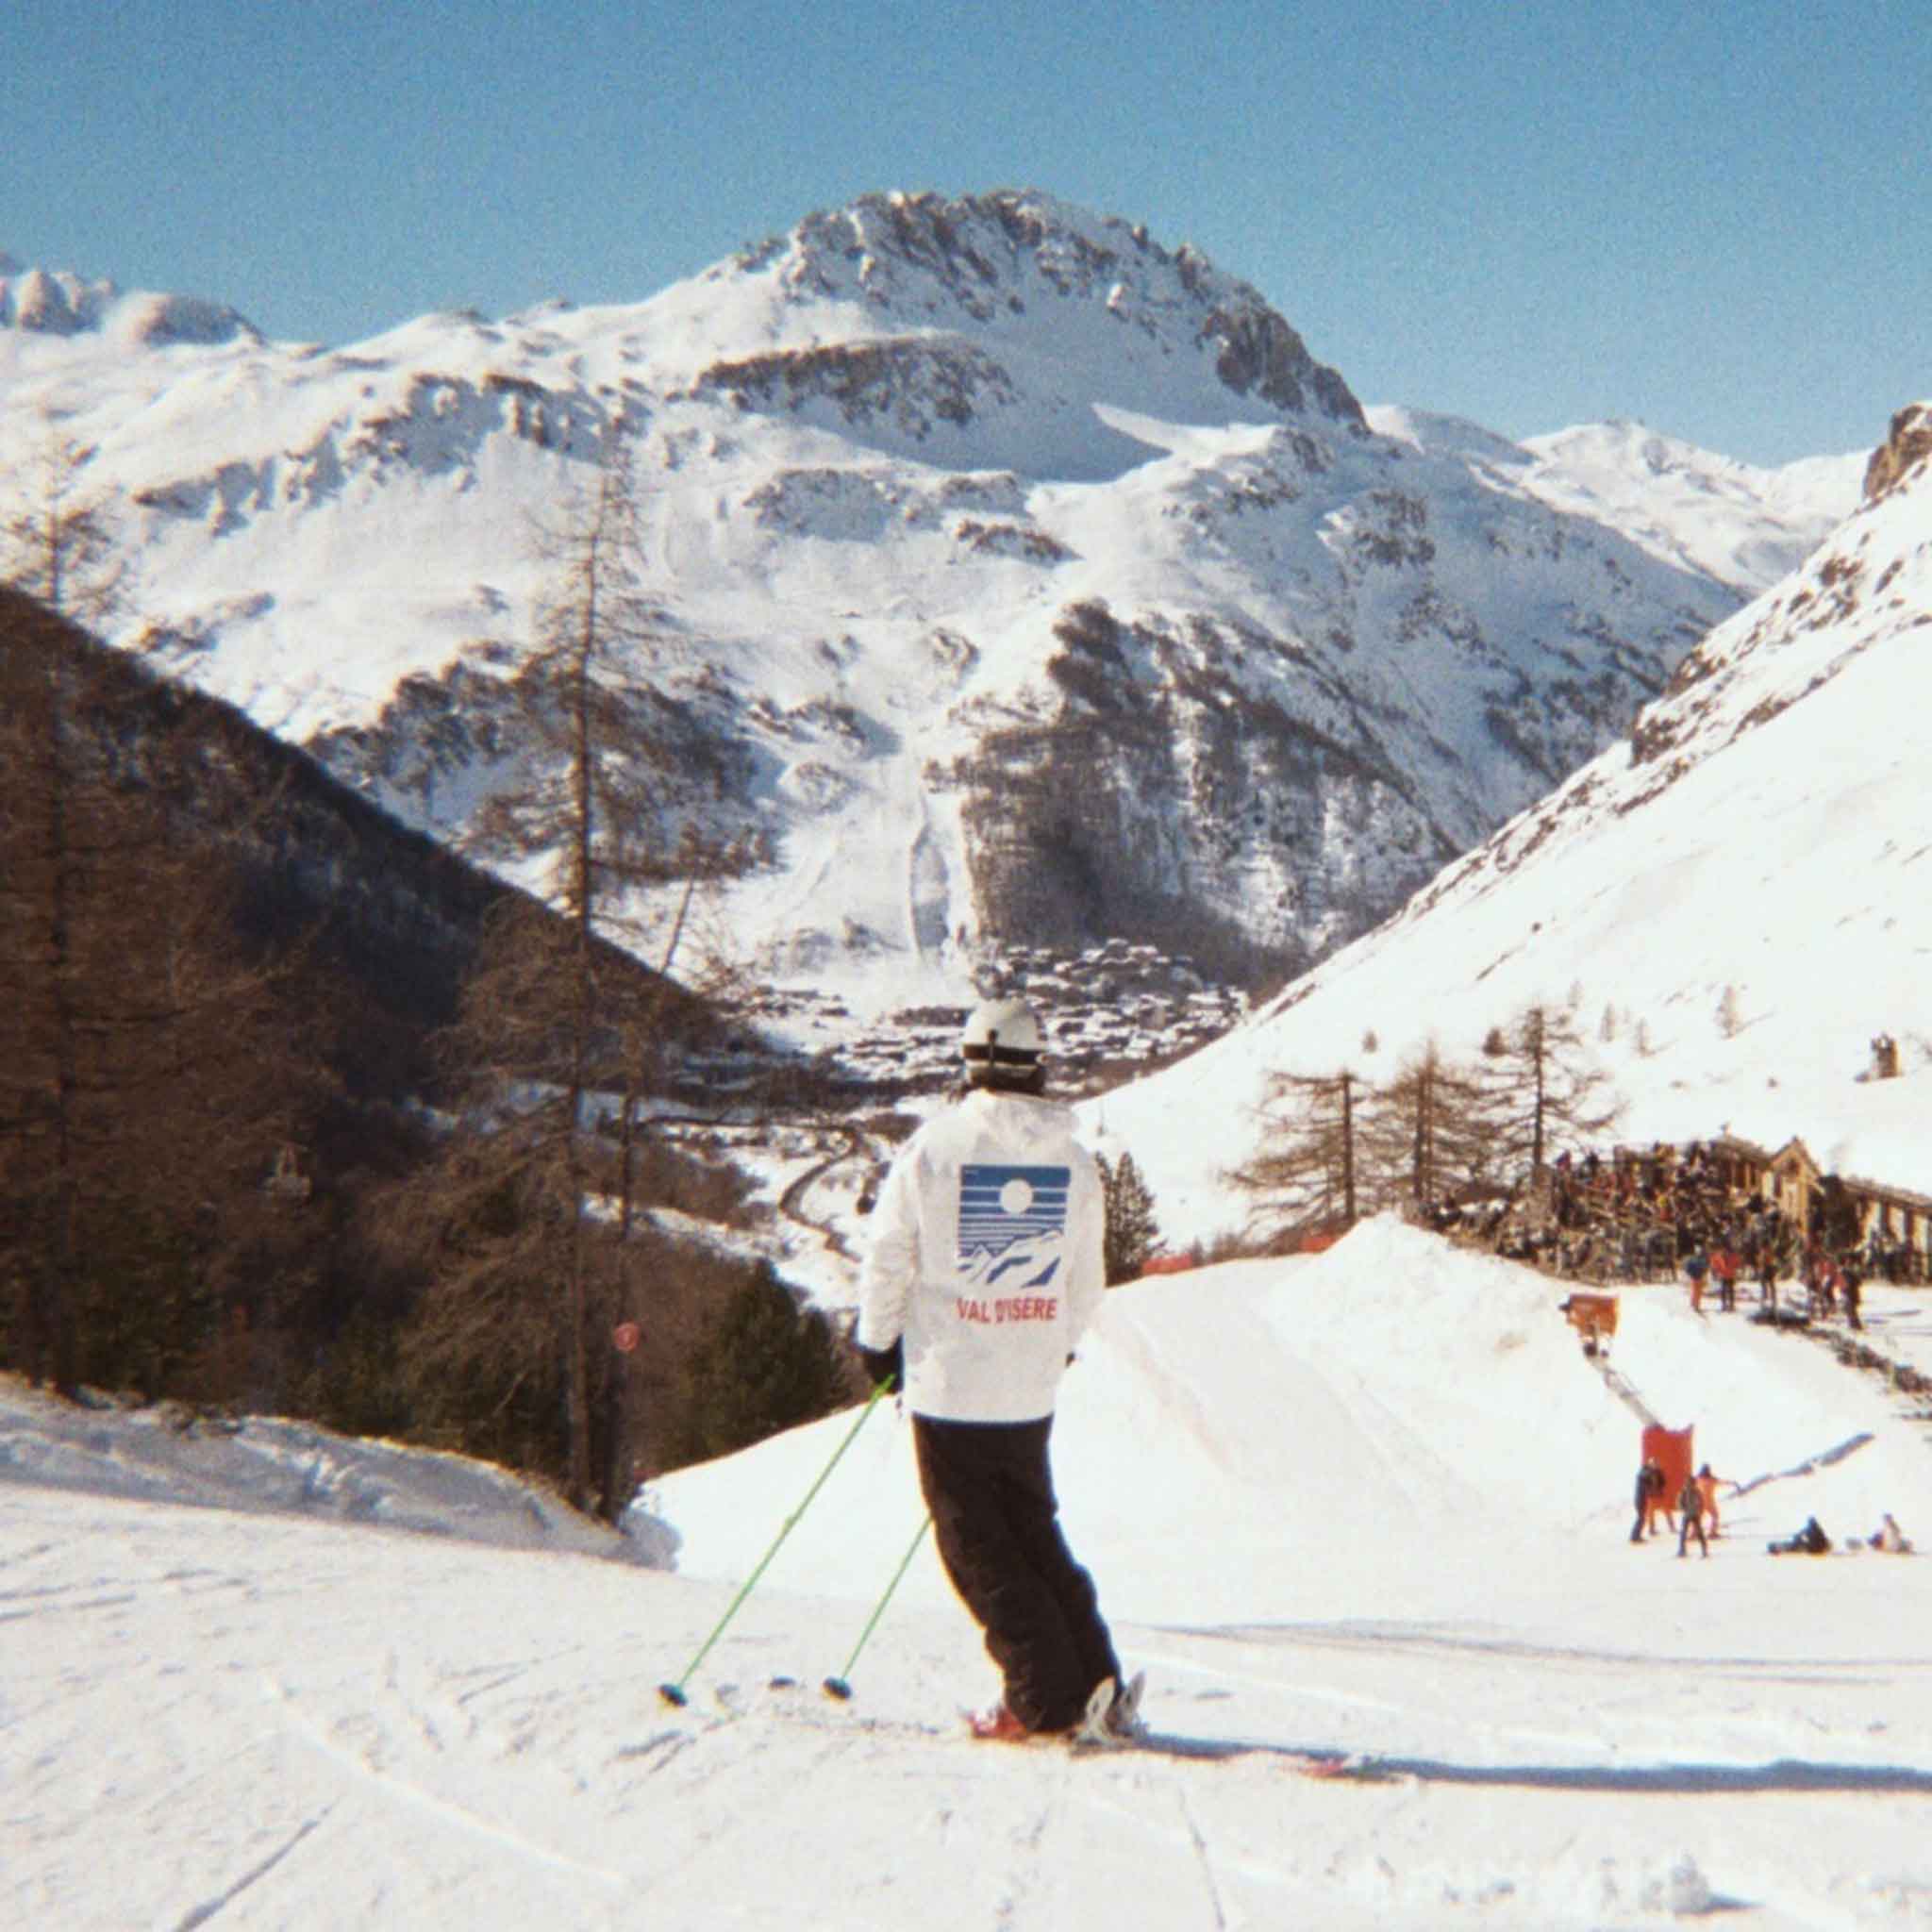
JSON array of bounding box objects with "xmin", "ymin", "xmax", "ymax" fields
[{"xmin": 911, "ymin": 1412, "xmax": 1119, "ymax": 1733}]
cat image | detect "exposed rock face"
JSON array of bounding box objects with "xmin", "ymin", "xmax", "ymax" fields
[
  {"xmin": 0, "ymin": 263, "xmax": 256, "ymax": 345},
  {"xmin": 693, "ymin": 338, "xmax": 1019, "ymax": 438},
  {"xmin": 1198, "ymin": 302, "xmax": 1364, "ymax": 425},
  {"xmin": 1863, "ymin": 403, "xmax": 1932, "ymax": 504},
  {"xmin": 692, "ymin": 190, "xmax": 1367, "ymax": 475}
]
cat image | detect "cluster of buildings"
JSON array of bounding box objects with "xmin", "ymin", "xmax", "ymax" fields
[{"xmin": 716, "ymin": 938, "xmax": 1248, "ymax": 1102}]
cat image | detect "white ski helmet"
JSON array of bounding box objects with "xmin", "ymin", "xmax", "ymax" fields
[{"xmin": 959, "ymin": 997, "xmax": 1043, "ymax": 1084}]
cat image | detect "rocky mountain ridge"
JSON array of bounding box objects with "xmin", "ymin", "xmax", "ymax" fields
[
  {"xmin": 0, "ymin": 194, "xmax": 1867, "ymax": 1026},
  {"xmin": 0, "ymin": 253, "xmax": 257, "ymax": 348}
]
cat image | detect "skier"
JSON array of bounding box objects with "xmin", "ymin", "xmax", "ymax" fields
[
  {"xmin": 1630, "ymin": 1457, "xmax": 1674, "ymax": 1541},
  {"xmin": 1685, "ymin": 1248, "xmax": 1710, "ymax": 1314},
  {"xmin": 1629, "ymin": 1459, "xmax": 1660, "ymax": 1542},
  {"xmin": 855, "ymin": 998, "xmax": 1137, "ymax": 1744},
  {"xmin": 1693, "ymin": 1462, "xmax": 1726, "ymax": 1538},
  {"xmin": 1676, "ymin": 1469, "xmax": 1709, "ymax": 1557},
  {"xmin": 1709, "ymin": 1242, "xmax": 1740, "ymax": 1312}
]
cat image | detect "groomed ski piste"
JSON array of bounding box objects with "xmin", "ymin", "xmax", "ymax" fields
[{"xmin": 8, "ymin": 1216, "xmax": 1932, "ymax": 1929}]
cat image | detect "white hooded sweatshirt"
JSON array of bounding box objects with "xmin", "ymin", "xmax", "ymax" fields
[{"xmin": 856, "ymin": 1089, "xmax": 1107, "ymax": 1424}]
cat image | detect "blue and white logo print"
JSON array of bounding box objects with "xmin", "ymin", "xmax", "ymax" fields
[{"xmin": 957, "ymin": 1163, "xmax": 1072, "ymax": 1290}]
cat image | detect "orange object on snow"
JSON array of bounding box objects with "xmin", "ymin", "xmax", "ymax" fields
[
  {"xmin": 1140, "ymin": 1254, "xmax": 1196, "ymax": 1277},
  {"xmin": 1561, "ymin": 1292, "xmax": 1619, "ymax": 1347},
  {"xmin": 1642, "ymin": 1424, "xmax": 1695, "ymax": 1530}
]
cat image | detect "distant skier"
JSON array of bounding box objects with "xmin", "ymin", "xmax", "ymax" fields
[
  {"xmin": 855, "ymin": 998, "xmax": 1136, "ymax": 1743},
  {"xmin": 1676, "ymin": 1470, "xmax": 1709, "ymax": 1557},
  {"xmin": 1709, "ymin": 1243, "xmax": 1740, "ymax": 1312},
  {"xmin": 1693, "ymin": 1462, "xmax": 1726, "ymax": 1538},
  {"xmin": 1630, "ymin": 1457, "xmax": 1666, "ymax": 1542},
  {"xmin": 1685, "ymin": 1249, "xmax": 1710, "ymax": 1314}
]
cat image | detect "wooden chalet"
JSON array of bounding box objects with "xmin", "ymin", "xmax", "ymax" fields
[
  {"xmin": 1840, "ymin": 1171, "xmax": 1932, "ymax": 1268},
  {"xmin": 1766, "ymin": 1137, "xmax": 1824, "ymax": 1230}
]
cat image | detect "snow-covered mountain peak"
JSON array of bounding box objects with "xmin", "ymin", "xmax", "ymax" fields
[
  {"xmin": 640, "ymin": 188, "xmax": 1366, "ymax": 480},
  {"xmin": 0, "ymin": 197, "xmax": 1877, "ymax": 1028},
  {"xmin": 1367, "ymin": 405, "xmax": 1864, "ymax": 596},
  {"xmin": 0, "ymin": 258, "xmax": 258, "ymax": 349}
]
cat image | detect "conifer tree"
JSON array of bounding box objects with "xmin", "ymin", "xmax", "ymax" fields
[
  {"xmin": 1481, "ymin": 1003, "xmax": 1620, "ymax": 1177},
  {"xmin": 1, "ymin": 425, "xmax": 126, "ymax": 629},
  {"xmin": 1359, "ymin": 1043, "xmax": 1496, "ymax": 1216},
  {"xmin": 1225, "ymin": 1066, "xmax": 1366, "ymax": 1247},
  {"xmin": 385, "ymin": 429, "xmax": 695, "ymax": 1512},
  {"xmin": 670, "ymin": 1266, "xmax": 847, "ymax": 1466},
  {"xmin": 0, "ymin": 591, "xmax": 307, "ymax": 1398},
  {"xmin": 1096, "ymin": 1149, "xmax": 1161, "ymax": 1284}
]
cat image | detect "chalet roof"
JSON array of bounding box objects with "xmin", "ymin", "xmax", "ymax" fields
[
  {"xmin": 1840, "ymin": 1172, "xmax": 1932, "ymax": 1213},
  {"xmin": 1770, "ymin": 1137, "xmax": 1823, "ymax": 1177}
]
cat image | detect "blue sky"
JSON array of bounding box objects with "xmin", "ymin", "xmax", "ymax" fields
[{"xmin": 4, "ymin": 0, "xmax": 1924, "ymax": 465}]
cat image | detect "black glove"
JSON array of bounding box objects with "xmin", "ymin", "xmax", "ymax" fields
[{"xmin": 858, "ymin": 1339, "xmax": 903, "ymax": 1394}]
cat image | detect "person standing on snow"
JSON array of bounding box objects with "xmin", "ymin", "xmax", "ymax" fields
[
  {"xmin": 1693, "ymin": 1462, "xmax": 1726, "ymax": 1538},
  {"xmin": 1710, "ymin": 1242, "xmax": 1740, "ymax": 1312},
  {"xmin": 854, "ymin": 998, "xmax": 1133, "ymax": 1742},
  {"xmin": 1685, "ymin": 1247, "xmax": 1710, "ymax": 1314},
  {"xmin": 1629, "ymin": 1459, "xmax": 1661, "ymax": 1543},
  {"xmin": 1677, "ymin": 1469, "xmax": 1710, "ymax": 1557}
]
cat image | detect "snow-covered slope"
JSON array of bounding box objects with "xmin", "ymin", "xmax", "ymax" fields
[
  {"xmin": 1097, "ymin": 403, "xmax": 1932, "ymax": 1241},
  {"xmin": 11, "ymin": 1219, "xmax": 1932, "ymax": 1927},
  {"xmin": 0, "ymin": 193, "xmax": 1849, "ymax": 1009}
]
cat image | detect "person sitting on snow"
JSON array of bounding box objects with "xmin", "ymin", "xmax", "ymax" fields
[
  {"xmin": 1769, "ymin": 1517, "xmax": 1831, "ymax": 1555},
  {"xmin": 1872, "ymin": 1512, "xmax": 1914, "ymax": 1554}
]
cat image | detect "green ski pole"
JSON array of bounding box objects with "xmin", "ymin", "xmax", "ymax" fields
[
  {"xmin": 823, "ymin": 1512, "xmax": 932, "ymax": 1700},
  {"xmin": 659, "ymin": 1377, "xmax": 892, "ymax": 1707}
]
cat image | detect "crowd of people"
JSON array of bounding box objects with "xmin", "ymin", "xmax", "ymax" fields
[
  {"xmin": 1470, "ymin": 1140, "xmax": 1928, "ymax": 1316},
  {"xmin": 1627, "ymin": 1460, "xmax": 1915, "ymax": 1560}
]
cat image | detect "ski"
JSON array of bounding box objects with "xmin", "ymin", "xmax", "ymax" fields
[
  {"xmin": 676, "ymin": 1673, "xmax": 1391, "ymax": 1778},
  {"xmin": 962, "ymin": 1671, "xmax": 1148, "ymax": 1750}
]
